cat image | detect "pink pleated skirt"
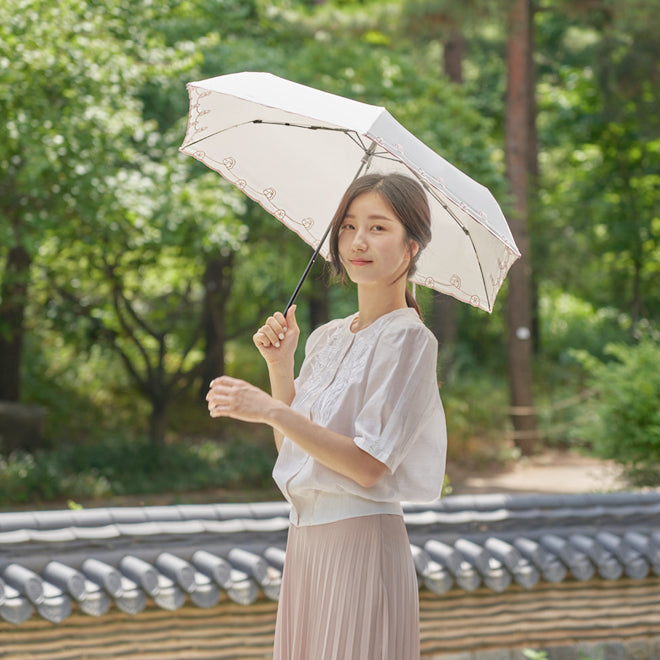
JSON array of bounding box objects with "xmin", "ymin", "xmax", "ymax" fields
[{"xmin": 273, "ymin": 514, "xmax": 420, "ymax": 660}]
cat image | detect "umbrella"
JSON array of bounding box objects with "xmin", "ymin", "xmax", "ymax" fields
[{"xmin": 180, "ymin": 71, "xmax": 520, "ymax": 313}]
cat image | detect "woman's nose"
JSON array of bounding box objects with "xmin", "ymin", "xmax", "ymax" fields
[{"xmin": 352, "ymin": 228, "xmax": 368, "ymax": 251}]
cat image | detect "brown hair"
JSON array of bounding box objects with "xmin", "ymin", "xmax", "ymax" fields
[{"xmin": 328, "ymin": 173, "xmax": 432, "ymax": 316}]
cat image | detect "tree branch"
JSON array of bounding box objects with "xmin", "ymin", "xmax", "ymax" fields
[{"xmin": 49, "ymin": 279, "xmax": 149, "ymax": 393}]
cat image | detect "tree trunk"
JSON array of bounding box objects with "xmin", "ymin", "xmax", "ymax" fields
[
  {"xmin": 430, "ymin": 293, "xmax": 458, "ymax": 380},
  {"xmin": 526, "ymin": 3, "xmax": 541, "ymax": 356},
  {"xmin": 200, "ymin": 254, "xmax": 234, "ymax": 398},
  {"xmin": 505, "ymin": 0, "xmax": 538, "ymax": 454},
  {"xmin": 149, "ymin": 397, "xmax": 168, "ymax": 446},
  {"xmin": 444, "ymin": 27, "xmax": 465, "ymax": 84},
  {"xmin": 308, "ymin": 285, "xmax": 329, "ymax": 331},
  {"xmin": 631, "ymin": 254, "xmax": 643, "ymax": 330},
  {"xmin": 0, "ymin": 245, "xmax": 31, "ymax": 401}
]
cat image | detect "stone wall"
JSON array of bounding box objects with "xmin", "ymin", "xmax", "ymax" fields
[{"xmin": 1, "ymin": 577, "xmax": 658, "ymax": 659}]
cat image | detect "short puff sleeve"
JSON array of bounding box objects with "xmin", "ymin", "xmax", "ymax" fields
[{"xmin": 352, "ymin": 324, "xmax": 444, "ymax": 474}]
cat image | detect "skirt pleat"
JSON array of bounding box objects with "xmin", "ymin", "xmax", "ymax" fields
[{"xmin": 273, "ymin": 514, "xmax": 420, "ymax": 660}]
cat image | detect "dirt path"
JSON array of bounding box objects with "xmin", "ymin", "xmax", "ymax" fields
[{"xmin": 447, "ymin": 449, "xmax": 628, "ymax": 495}]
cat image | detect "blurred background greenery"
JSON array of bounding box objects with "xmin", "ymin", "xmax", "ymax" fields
[{"xmin": 0, "ymin": 0, "xmax": 658, "ymax": 507}]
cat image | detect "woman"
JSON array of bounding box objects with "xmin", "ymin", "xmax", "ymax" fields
[{"xmin": 207, "ymin": 173, "xmax": 447, "ymax": 659}]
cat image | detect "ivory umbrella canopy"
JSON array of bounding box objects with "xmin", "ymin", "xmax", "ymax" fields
[{"xmin": 180, "ymin": 71, "xmax": 520, "ymax": 313}]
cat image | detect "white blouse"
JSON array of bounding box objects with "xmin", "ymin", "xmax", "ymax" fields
[{"xmin": 272, "ymin": 307, "xmax": 447, "ymax": 527}]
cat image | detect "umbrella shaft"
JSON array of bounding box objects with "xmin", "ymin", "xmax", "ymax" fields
[
  {"xmin": 283, "ymin": 142, "xmax": 378, "ymax": 315},
  {"xmin": 283, "ymin": 229, "xmax": 327, "ymax": 316}
]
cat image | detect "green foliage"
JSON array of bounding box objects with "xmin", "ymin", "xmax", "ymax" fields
[
  {"xmin": 1, "ymin": 0, "xmax": 252, "ymax": 442},
  {"xmin": 2, "ymin": 0, "xmax": 659, "ymax": 502},
  {"xmin": 441, "ymin": 369, "xmax": 513, "ymax": 466},
  {"xmin": 534, "ymin": 7, "xmax": 660, "ymax": 323},
  {"xmin": 0, "ymin": 438, "xmax": 276, "ymax": 506},
  {"xmin": 523, "ymin": 648, "xmax": 600, "ymax": 660},
  {"xmin": 522, "ymin": 651, "xmax": 548, "ymax": 660},
  {"xmin": 571, "ymin": 337, "xmax": 660, "ymax": 486},
  {"xmin": 21, "ymin": 332, "xmax": 147, "ymax": 447},
  {"xmin": 539, "ymin": 286, "xmax": 631, "ymax": 364}
]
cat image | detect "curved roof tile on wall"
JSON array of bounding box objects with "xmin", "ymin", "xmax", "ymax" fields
[{"xmin": 0, "ymin": 492, "xmax": 659, "ymax": 625}]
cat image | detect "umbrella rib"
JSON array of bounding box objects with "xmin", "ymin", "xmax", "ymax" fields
[
  {"xmin": 181, "ymin": 121, "xmax": 256, "ymax": 149},
  {"xmin": 371, "ymin": 152, "xmax": 405, "ymax": 162},
  {"xmin": 183, "ymin": 119, "xmax": 354, "ymax": 149},
  {"xmin": 421, "ymin": 183, "xmax": 492, "ymax": 311},
  {"xmin": 250, "ymin": 122, "xmax": 374, "ymax": 156},
  {"xmin": 184, "ymin": 119, "xmax": 374, "ymax": 153}
]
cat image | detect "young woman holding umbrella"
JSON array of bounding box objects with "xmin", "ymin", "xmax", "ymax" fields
[{"xmin": 207, "ymin": 173, "xmax": 447, "ymax": 659}]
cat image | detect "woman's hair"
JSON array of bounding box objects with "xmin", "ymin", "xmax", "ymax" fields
[{"xmin": 328, "ymin": 173, "xmax": 432, "ymax": 315}]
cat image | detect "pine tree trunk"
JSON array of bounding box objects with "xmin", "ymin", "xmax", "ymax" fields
[{"xmin": 505, "ymin": 0, "xmax": 538, "ymax": 454}]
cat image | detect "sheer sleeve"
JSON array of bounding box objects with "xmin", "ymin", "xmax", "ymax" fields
[{"xmin": 352, "ymin": 324, "xmax": 444, "ymax": 474}]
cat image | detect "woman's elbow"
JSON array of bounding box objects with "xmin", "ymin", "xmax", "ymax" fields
[{"xmin": 355, "ymin": 458, "xmax": 388, "ymax": 489}]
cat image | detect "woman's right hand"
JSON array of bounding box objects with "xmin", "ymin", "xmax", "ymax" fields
[{"xmin": 253, "ymin": 305, "xmax": 300, "ymax": 365}]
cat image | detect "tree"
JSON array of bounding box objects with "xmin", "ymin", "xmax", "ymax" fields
[
  {"xmin": 532, "ymin": 1, "xmax": 659, "ymax": 329},
  {"xmin": 0, "ymin": 0, "xmax": 255, "ymax": 444},
  {"xmin": 0, "ymin": 0, "xmax": 192, "ymax": 402},
  {"xmin": 505, "ymin": 0, "xmax": 538, "ymax": 454},
  {"xmin": 40, "ymin": 163, "xmax": 247, "ymax": 444},
  {"xmin": 568, "ymin": 3, "xmax": 659, "ymax": 326}
]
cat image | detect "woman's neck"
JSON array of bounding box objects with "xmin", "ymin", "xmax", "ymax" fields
[{"xmin": 353, "ymin": 284, "xmax": 408, "ymax": 332}]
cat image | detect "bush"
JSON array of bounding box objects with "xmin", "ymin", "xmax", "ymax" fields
[
  {"xmin": 572, "ymin": 338, "xmax": 660, "ymax": 487},
  {"xmin": 441, "ymin": 370, "xmax": 515, "ymax": 467},
  {"xmin": 539, "ymin": 287, "xmax": 631, "ymax": 364},
  {"xmin": 0, "ymin": 437, "xmax": 277, "ymax": 506}
]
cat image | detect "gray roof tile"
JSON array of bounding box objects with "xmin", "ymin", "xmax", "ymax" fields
[
  {"xmin": 3, "ymin": 563, "xmax": 44, "ymax": 604},
  {"xmin": 0, "ymin": 491, "xmax": 658, "ymax": 624},
  {"xmin": 410, "ymin": 544, "xmax": 453, "ymax": 595},
  {"xmin": 153, "ymin": 574, "xmax": 185, "ymax": 611},
  {"xmin": 42, "ymin": 561, "xmax": 86, "ymax": 599},
  {"xmin": 188, "ymin": 573, "xmax": 221, "ymax": 608},
  {"xmin": 78, "ymin": 580, "xmax": 112, "ymax": 617},
  {"xmin": 484, "ymin": 537, "xmax": 540, "ymax": 589},
  {"xmin": 115, "ymin": 576, "xmax": 146, "ymax": 615},
  {"xmin": 541, "ymin": 533, "xmax": 595, "ymax": 581},
  {"xmin": 0, "ymin": 581, "xmax": 33, "ymax": 624},
  {"xmin": 424, "ymin": 539, "xmax": 482, "ymax": 591},
  {"xmin": 81, "ymin": 558, "xmax": 123, "ymax": 596},
  {"xmin": 36, "ymin": 579, "xmax": 71, "ymax": 623}
]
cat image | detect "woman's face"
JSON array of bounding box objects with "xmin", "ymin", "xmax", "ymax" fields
[{"xmin": 338, "ymin": 191, "xmax": 418, "ymax": 288}]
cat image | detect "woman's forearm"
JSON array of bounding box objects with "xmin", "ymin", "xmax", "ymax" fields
[
  {"xmin": 266, "ymin": 398, "xmax": 387, "ymax": 487},
  {"xmin": 267, "ymin": 361, "xmax": 295, "ymax": 452},
  {"xmin": 207, "ymin": 374, "xmax": 387, "ymax": 487}
]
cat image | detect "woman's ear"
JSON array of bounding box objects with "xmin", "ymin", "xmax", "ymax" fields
[{"xmin": 409, "ymin": 240, "xmax": 420, "ymax": 259}]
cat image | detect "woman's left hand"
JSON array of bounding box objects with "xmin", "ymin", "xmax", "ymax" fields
[{"xmin": 206, "ymin": 376, "xmax": 274, "ymax": 424}]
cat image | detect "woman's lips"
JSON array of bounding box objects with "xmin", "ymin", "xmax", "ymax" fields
[{"xmin": 350, "ymin": 259, "xmax": 372, "ymax": 266}]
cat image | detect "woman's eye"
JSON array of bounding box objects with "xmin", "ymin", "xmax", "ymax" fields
[
  {"xmin": 341, "ymin": 223, "xmax": 354, "ymax": 230},
  {"xmin": 372, "ymin": 225, "xmax": 385, "ymax": 232}
]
